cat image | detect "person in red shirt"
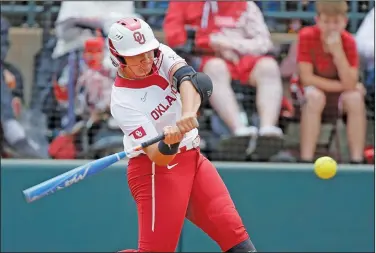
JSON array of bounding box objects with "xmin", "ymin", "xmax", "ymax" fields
[
  {"xmin": 164, "ymin": 1, "xmax": 284, "ymax": 158},
  {"xmin": 297, "ymin": 0, "xmax": 366, "ymax": 163}
]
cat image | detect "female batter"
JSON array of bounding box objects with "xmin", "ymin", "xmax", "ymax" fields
[{"xmin": 109, "ymin": 17, "xmax": 256, "ymax": 252}]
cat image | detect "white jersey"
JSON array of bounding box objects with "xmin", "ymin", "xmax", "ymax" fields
[{"xmin": 110, "ymin": 44, "xmax": 199, "ymax": 157}]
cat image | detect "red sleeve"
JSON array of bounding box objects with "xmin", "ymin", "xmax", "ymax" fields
[
  {"xmin": 163, "ymin": 2, "xmax": 187, "ymax": 48},
  {"xmin": 297, "ymin": 28, "xmax": 313, "ymax": 64},
  {"xmin": 342, "ymin": 34, "xmax": 359, "ymax": 68}
]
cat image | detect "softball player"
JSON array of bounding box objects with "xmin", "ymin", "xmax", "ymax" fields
[{"xmin": 109, "ymin": 17, "xmax": 256, "ymax": 252}]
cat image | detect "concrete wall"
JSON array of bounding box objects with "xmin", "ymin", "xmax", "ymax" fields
[{"xmin": 1, "ymin": 159, "xmax": 374, "ymax": 252}]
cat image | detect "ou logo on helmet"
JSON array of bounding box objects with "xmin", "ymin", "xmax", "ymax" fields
[{"xmin": 133, "ymin": 32, "xmax": 146, "ymax": 45}]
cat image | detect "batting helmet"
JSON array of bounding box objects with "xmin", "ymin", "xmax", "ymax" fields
[{"xmin": 108, "ymin": 18, "xmax": 160, "ymax": 68}]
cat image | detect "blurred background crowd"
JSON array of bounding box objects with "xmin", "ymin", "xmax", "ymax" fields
[{"xmin": 0, "ymin": 0, "xmax": 374, "ymax": 163}]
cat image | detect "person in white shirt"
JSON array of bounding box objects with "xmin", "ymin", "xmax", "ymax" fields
[
  {"xmin": 109, "ymin": 18, "xmax": 256, "ymax": 252},
  {"xmin": 356, "ymin": 7, "xmax": 374, "ymax": 91},
  {"xmin": 52, "ymin": 1, "xmax": 141, "ymax": 59},
  {"xmin": 355, "ymin": 8, "xmax": 374, "ymax": 63}
]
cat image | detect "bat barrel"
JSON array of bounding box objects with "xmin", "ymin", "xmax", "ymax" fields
[
  {"xmin": 23, "ymin": 165, "xmax": 85, "ymax": 202},
  {"xmin": 23, "ymin": 151, "xmax": 127, "ymax": 203}
]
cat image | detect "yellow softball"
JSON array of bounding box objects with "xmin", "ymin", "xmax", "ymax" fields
[{"xmin": 314, "ymin": 156, "xmax": 337, "ymax": 179}]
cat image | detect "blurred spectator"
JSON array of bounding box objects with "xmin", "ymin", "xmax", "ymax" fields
[
  {"xmin": 76, "ymin": 36, "xmax": 112, "ymax": 116},
  {"xmin": 52, "ymin": 1, "xmax": 140, "ymax": 60},
  {"xmin": 0, "ymin": 17, "xmax": 47, "ymax": 158},
  {"xmin": 287, "ymin": 1, "xmax": 316, "ymax": 33},
  {"xmin": 356, "ymin": 7, "xmax": 374, "ymax": 64},
  {"xmin": 297, "ymin": 0, "xmax": 366, "ymax": 163},
  {"xmin": 43, "ymin": 1, "xmax": 137, "ymax": 133},
  {"xmin": 0, "ymin": 61, "xmax": 46, "ymax": 158},
  {"xmin": 164, "ymin": 1, "xmax": 284, "ymax": 150},
  {"xmin": 48, "ymin": 35, "xmax": 117, "ymax": 160},
  {"xmin": 355, "ymin": 7, "xmax": 374, "ymax": 90},
  {"xmin": 75, "ymin": 37, "xmax": 114, "ymax": 141},
  {"xmin": 3, "ymin": 63, "xmax": 23, "ymax": 116},
  {"xmin": 0, "ymin": 64, "xmax": 25, "ymax": 155},
  {"xmin": 0, "ymin": 17, "xmax": 27, "ymax": 157}
]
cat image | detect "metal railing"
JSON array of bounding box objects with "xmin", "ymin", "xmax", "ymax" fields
[
  {"xmin": 0, "ymin": 1, "xmax": 374, "ymax": 32},
  {"xmin": 0, "ymin": 1, "xmax": 59, "ymax": 27}
]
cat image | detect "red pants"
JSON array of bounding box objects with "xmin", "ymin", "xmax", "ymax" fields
[
  {"xmin": 199, "ymin": 55, "xmax": 271, "ymax": 83},
  {"xmin": 125, "ymin": 149, "xmax": 249, "ymax": 252}
]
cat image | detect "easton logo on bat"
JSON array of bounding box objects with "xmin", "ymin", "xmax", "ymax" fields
[
  {"xmin": 57, "ymin": 165, "xmax": 92, "ymax": 189},
  {"xmin": 28, "ymin": 165, "xmax": 92, "ymax": 202}
]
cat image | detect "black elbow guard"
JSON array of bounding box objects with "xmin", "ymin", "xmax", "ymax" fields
[
  {"xmin": 190, "ymin": 72, "xmax": 213, "ymax": 103},
  {"xmin": 172, "ymin": 65, "xmax": 213, "ymax": 103}
]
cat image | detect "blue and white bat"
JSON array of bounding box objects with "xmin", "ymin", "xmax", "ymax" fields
[{"xmin": 23, "ymin": 134, "xmax": 165, "ymax": 203}]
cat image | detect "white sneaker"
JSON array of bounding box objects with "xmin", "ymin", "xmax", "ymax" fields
[
  {"xmin": 234, "ymin": 126, "xmax": 258, "ymax": 137},
  {"xmin": 259, "ymin": 126, "xmax": 283, "ymax": 137}
]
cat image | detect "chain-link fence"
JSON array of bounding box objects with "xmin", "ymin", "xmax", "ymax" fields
[{"xmin": 0, "ymin": 1, "xmax": 374, "ymax": 163}]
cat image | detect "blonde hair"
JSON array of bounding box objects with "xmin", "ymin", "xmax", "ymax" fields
[{"xmin": 316, "ymin": 0, "xmax": 348, "ymax": 16}]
